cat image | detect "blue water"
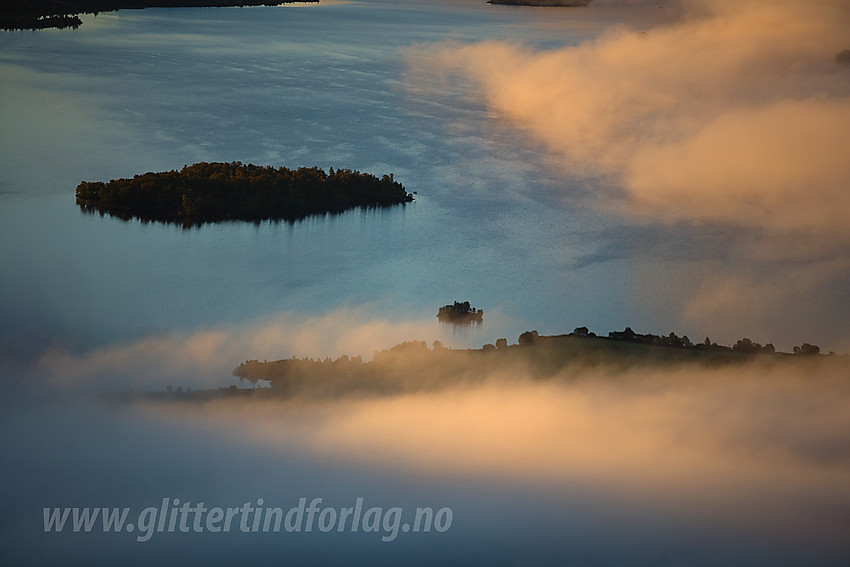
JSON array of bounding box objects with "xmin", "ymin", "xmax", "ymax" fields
[{"xmin": 0, "ymin": 0, "xmax": 643, "ymax": 355}]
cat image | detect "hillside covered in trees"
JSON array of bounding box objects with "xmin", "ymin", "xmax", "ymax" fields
[
  {"xmin": 227, "ymin": 327, "xmax": 836, "ymax": 399},
  {"xmin": 125, "ymin": 327, "xmax": 833, "ymax": 403},
  {"xmin": 76, "ymin": 162, "xmax": 413, "ymax": 225},
  {"xmin": 1, "ymin": 1, "xmax": 315, "ymax": 31},
  {"xmin": 97, "ymin": 324, "xmax": 844, "ymax": 404}
]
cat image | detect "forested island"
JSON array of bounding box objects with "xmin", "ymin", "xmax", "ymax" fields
[
  {"xmin": 437, "ymin": 301, "xmax": 484, "ymax": 325},
  {"xmin": 228, "ymin": 327, "xmax": 834, "ymax": 398},
  {"xmin": 99, "ymin": 325, "xmax": 843, "ymax": 404},
  {"xmin": 1, "ymin": 1, "xmax": 316, "ymax": 31},
  {"xmin": 76, "ymin": 162, "xmax": 413, "ymax": 225}
]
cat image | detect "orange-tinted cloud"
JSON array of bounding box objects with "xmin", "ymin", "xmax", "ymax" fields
[
  {"xmin": 405, "ymin": 0, "xmax": 850, "ymax": 348},
  {"xmin": 35, "ymin": 308, "xmax": 453, "ymax": 391},
  {"xmin": 406, "ymin": 0, "xmax": 850, "ymax": 240},
  {"xmin": 142, "ymin": 358, "xmax": 850, "ymax": 544}
]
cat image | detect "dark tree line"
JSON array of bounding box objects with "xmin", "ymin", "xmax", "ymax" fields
[
  {"xmin": 1, "ymin": 1, "xmax": 314, "ymax": 31},
  {"xmin": 602, "ymin": 326, "xmax": 821, "ymax": 356},
  {"xmin": 227, "ymin": 329, "xmax": 839, "ymax": 402},
  {"xmin": 731, "ymin": 337, "xmax": 775, "ymax": 354},
  {"xmin": 76, "ymin": 161, "xmax": 413, "ymax": 225}
]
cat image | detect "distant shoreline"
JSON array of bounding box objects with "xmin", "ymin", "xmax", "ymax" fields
[
  {"xmin": 487, "ymin": 0, "xmax": 593, "ymax": 7},
  {"xmin": 1, "ymin": 1, "xmax": 317, "ymax": 31}
]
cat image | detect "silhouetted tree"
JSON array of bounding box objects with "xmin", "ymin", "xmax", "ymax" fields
[
  {"xmin": 437, "ymin": 301, "xmax": 483, "ymax": 324},
  {"xmin": 733, "ymin": 338, "xmax": 759, "ymax": 354},
  {"xmin": 733, "ymin": 337, "xmax": 776, "ymax": 354},
  {"xmin": 793, "ymin": 343, "xmax": 820, "ymax": 355},
  {"xmin": 518, "ymin": 330, "xmax": 539, "ymax": 346},
  {"xmin": 666, "ymin": 332, "xmax": 683, "ymax": 348}
]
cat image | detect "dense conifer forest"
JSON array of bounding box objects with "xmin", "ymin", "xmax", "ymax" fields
[{"xmin": 76, "ymin": 162, "xmax": 413, "ymax": 225}]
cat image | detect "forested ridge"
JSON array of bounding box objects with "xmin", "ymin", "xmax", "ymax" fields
[
  {"xmin": 222, "ymin": 328, "xmax": 842, "ymax": 400},
  {"xmin": 76, "ymin": 161, "xmax": 413, "ymax": 225},
  {"xmin": 94, "ymin": 325, "xmax": 843, "ymax": 404}
]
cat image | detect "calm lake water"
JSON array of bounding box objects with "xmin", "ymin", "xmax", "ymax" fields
[
  {"xmin": 0, "ymin": 0, "xmax": 645, "ymax": 356},
  {"xmin": 2, "ymin": 2, "xmax": 849, "ymax": 566}
]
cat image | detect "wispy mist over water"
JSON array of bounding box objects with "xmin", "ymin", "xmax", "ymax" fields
[
  {"xmin": 406, "ymin": 0, "xmax": 850, "ymax": 351},
  {"xmin": 3, "ymin": 321, "xmax": 850, "ymax": 565}
]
